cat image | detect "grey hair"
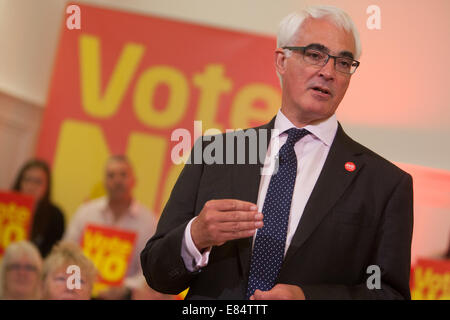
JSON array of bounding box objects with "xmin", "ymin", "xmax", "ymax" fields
[
  {"xmin": 276, "ymin": 6, "xmax": 362, "ymax": 86},
  {"xmin": 0, "ymin": 241, "xmax": 43, "ymax": 299},
  {"xmin": 277, "ymin": 6, "xmax": 361, "ymax": 59}
]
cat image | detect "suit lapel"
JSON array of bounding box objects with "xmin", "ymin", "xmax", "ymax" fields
[
  {"xmin": 282, "ymin": 123, "xmax": 365, "ymax": 266},
  {"xmin": 233, "ymin": 118, "xmax": 275, "ymax": 277},
  {"xmin": 234, "ymin": 161, "xmax": 260, "ymax": 277},
  {"xmin": 231, "ymin": 120, "xmax": 366, "ymax": 277}
]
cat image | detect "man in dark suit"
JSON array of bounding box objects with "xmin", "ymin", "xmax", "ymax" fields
[{"xmin": 141, "ymin": 6, "xmax": 413, "ymax": 300}]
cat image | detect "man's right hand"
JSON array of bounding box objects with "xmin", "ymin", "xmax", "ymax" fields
[{"xmin": 191, "ymin": 199, "xmax": 264, "ymax": 251}]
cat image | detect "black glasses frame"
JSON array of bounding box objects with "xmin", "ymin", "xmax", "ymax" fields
[{"xmin": 282, "ymin": 46, "xmax": 360, "ymax": 74}]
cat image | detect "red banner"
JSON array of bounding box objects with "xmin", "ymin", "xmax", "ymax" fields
[
  {"xmin": 410, "ymin": 258, "xmax": 450, "ymax": 300},
  {"xmin": 0, "ymin": 191, "xmax": 35, "ymax": 258},
  {"xmin": 36, "ymin": 3, "xmax": 280, "ymax": 220}
]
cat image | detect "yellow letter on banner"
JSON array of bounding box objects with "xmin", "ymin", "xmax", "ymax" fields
[
  {"xmin": 193, "ymin": 64, "xmax": 232, "ymax": 132},
  {"xmin": 102, "ymin": 254, "xmax": 127, "ymax": 282},
  {"xmin": 126, "ymin": 132, "xmax": 167, "ymax": 213},
  {"xmin": 2, "ymin": 224, "xmax": 26, "ymax": 249},
  {"xmin": 230, "ymin": 83, "xmax": 280, "ymax": 129},
  {"xmin": 133, "ymin": 66, "xmax": 189, "ymax": 129},
  {"xmin": 52, "ymin": 120, "xmax": 110, "ymax": 220},
  {"xmin": 79, "ymin": 34, "xmax": 145, "ymax": 118}
]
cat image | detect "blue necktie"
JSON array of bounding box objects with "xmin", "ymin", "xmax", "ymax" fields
[{"xmin": 246, "ymin": 128, "xmax": 309, "ymax": 299}]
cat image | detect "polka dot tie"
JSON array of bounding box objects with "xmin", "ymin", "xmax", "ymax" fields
[{"xmin": 246, "ymin": 128, "xmax": 310, "ymax": 299}]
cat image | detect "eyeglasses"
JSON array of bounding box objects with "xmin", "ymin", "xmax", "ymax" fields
[
  {"xmin": 6, "ymin": 263, "xmax": 38, "ymax": 273},
  {"xmin": 282, "ymin": 46, "xmax": 360, "ymax": 74}
]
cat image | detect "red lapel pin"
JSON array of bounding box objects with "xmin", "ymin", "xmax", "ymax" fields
[{"xmin": 345, "ymin": 162, "xmax": 356, "ymax": 172}]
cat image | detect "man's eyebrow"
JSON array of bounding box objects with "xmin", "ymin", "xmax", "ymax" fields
[
  {"xmin": 339, "ymin": 51, "xmax": 355, "ymax": 59},
  {"xmin": 305, "ymin": 43, "xmax": 329, "ymax": 52},
  {"xmin": 305, "ymin": 43, "xmax": 355, "ymax": 59}
]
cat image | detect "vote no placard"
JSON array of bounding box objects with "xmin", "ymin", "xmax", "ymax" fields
[
  {"xmin": 410, "ymin": 258, "xmax": 450, "ymax": 300},
  {"xmin": 81, "ymin": 224, "xmax": 136, "ymax": 294},
  {"xmin": 0, "ymin": 191, "xmax": 34, "ymax": 259}
]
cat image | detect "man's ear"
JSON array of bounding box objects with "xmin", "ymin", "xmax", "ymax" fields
[{"xmin": 274, "ymin": 48, "xmax": 287, "ymax": 75}]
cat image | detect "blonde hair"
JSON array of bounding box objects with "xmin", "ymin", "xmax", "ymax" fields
[
  {"xmin": 0, "ymin": 240, "xmax": 43, "ymax": 299},
  {"xmin": 42, "ymin": 241, "xmax": 97, "ymax": 289}
]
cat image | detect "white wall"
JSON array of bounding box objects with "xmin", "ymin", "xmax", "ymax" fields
[
  {"xmin": 0, "ymin": 91, "xmax": 42, "ymax": 189},
  {"xmin": 0, "ymin": 0, "xmax": 66, "ymax": 106}
]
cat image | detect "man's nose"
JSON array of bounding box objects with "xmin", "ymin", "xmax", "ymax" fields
[
  {"xmin": 17, "ymin": 268, "xmax": 28, "ymax": 277},
  {"xmin": 318, "ymin": 57, "xmax": 336, "ymax": 80}
]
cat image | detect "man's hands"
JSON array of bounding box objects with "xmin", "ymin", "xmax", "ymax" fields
[
  {"xmin": 250, "ymin": 284, "xmax": 306, "ymax": 300},
  {"xmin": 191, "ymin": 199, "xmax": 263, "ymax": 251},
  {"xmin": 190, "ymin": 200, "xmax": 304, "ymax": 300}
]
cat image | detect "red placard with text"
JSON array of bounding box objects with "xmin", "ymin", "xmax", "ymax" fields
[
  {"xmin": 81, "ymin": 224, "xmax": 136, "ymax": 293},
  {"xmin": 0, "ymin": 191, "xmax": 35, "ymax": 258},
  {"xmin": 410, "ymin": 258, "xmax": 450, "ymax": 300}
]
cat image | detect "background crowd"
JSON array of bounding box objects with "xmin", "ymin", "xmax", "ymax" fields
[{"xmin": 0, "ymin": 156, "xmax": 174, "ymax": 300}]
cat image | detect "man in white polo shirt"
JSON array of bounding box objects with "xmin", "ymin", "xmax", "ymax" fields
[{"xmin": 65, "ymin": 155, "xmax": 162, "ymax": 299}]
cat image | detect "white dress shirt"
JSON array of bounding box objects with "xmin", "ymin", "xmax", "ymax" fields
[{"xmin": 181, "ymin": 109, "xmax": 338, "ymax": 272}]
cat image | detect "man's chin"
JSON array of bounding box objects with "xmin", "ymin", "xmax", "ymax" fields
[
  {"xmin": 303, "ymin": 100, "xmax": 338, "ymax": 120},
  {"xmin": 294, "ymin": 108, "xmax": 335, "ymax": 125}
]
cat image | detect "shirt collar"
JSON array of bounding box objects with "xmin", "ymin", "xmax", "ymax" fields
[
  {"xmin": 99, "ymin": 196, "xmax": 140, "ymax": 218},
  {"xmin": 273, "ymin": 109, "xmax": 338, "ymax": 146}
]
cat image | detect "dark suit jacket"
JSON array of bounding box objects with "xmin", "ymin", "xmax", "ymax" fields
[{"xmin": 141, "ymin": 118, "xmax": 413, "ymax": 299}]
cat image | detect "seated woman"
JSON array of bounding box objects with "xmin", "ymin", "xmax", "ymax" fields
[
  {"xmin": 12, "ymin": 159, "xmax": 65, "ymax": 257},
  {"xmin": 41, "ymin": 241, "xmax": 97, "ymax": 300},
  {"xmin": 0, "ymin": 241, "xmax": 43, "ymax": 299}
]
